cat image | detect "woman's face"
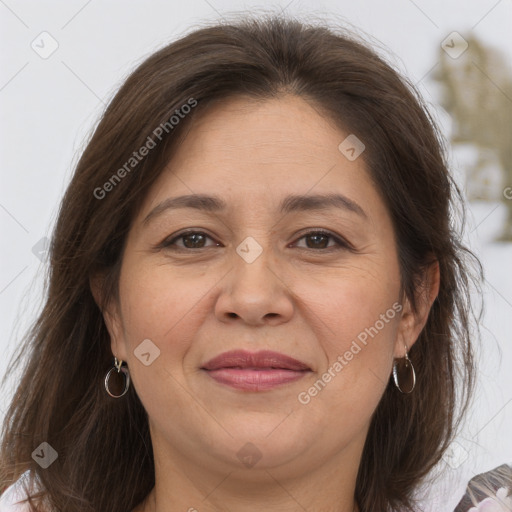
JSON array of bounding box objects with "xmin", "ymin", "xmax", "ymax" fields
[{"xmin": 101, "ymin": 94, "xmax": 427, "ymax": 483}]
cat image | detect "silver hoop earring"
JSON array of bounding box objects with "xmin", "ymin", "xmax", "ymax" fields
[
  {"xmin": 104, "ymin": 357, "xmax": 130, "ymax": 398},
  {"xmin": 392, "ymin": 345, "xmax": 416, "ymax": 394}
]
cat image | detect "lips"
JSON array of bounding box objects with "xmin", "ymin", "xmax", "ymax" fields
[
  {"xmin": 201, "ymin": 350, "xmax": 311, "ymax": 391},
  {"xmin": 201, "ymin": 350, "xmax": 311, "ymax": 371}
]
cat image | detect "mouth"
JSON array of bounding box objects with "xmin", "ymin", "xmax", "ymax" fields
[{"xmin": 200, "ymin": 350, "xmax": 312, "ymax": 391}]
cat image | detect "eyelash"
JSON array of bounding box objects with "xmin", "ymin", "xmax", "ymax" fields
[{"xmin": 158, "ymin": 228, "xmax": 353, "ymax": 252}]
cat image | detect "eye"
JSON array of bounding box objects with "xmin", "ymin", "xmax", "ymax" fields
[
  {"xmin": 160, "ymin": 230, "xmax": 221, "ymax": 250},
  {"xmin": 158, "ymin": 229, "xmax": 352, "ymax": 252},
  {"xmin": 292, "ymin": 230, "xmax": 352, "ymax": 251}
]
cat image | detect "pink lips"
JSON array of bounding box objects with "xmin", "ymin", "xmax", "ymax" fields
[{"xmin": 201, "ymin": 350, "xmax": 311, "ymax": 391}]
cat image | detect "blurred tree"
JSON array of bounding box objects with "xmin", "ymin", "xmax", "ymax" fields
[{"xmin": 433, "ymin": 34, "xmax": 512, "ymax": 240}]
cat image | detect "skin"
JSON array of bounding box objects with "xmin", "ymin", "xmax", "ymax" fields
[{"xmin": 92, "ymin": 94, "xmax": 439, "ymax": 512}]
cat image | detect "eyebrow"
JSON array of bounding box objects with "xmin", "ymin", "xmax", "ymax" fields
[{"xmin": 142, "ymin": 192, "xmax": 367, "ymax": 226}]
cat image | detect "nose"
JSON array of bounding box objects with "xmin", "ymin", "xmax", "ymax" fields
[{"xmin": 214, "ymin": 245, "xmax": 294, "ymax": 327}]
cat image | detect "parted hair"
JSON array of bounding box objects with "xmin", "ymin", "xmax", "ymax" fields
[{"xmin": 0, "ymin": 13, "xmax": 481, "ymax": 512}]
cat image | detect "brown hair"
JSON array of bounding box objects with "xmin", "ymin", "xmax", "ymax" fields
[{"xmin": 0, "ymin": 14, "xmax": 482, "ymax": 512}]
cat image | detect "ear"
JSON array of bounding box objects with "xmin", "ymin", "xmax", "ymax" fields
[
  {"xmin": 394, "ymin": 260, "xmax": 440, "ymax": 358},
  {"xmin": 90, "ymin": 273, "xmax": 128, "ymax": 361}
]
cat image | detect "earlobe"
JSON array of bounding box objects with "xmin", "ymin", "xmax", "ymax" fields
[
  {"xmin": 427, "ymin": 260, "xmax": 441, "ymax": 306},
  {"xmin": 89, "ymin": 273, "xmax": 117, "ymax": 329},
  {"xmin": 90, "ymin": 274, "xmax": 105, "ymax": 312},
  {"xmin": 394, "ymin": 295, "xmax": 417, "ymax": 357},
  {"xmin": 394, "ymin": 260, "xmax": 440, "ymax": 357},
  {"xmin": 89, "ymin": 274, "xmax": 125, "ymax": 359}
]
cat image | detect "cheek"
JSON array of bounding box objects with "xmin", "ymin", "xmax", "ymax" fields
[
  {"xmin": 296, "ymin": 289, "xmax": 398, "ymax": 436},
  {"xmin": 119, "ymin": 262, "xmax": 211, "ymax": 346},
  {"xmin": 115, "ymin": 264, "xmax": 212, "ymax": 410},
  {"xmin": 116, "ymin": 266, "xmax": 208, "ymax": 417},
  {"xmin": 294, "ymin": 268, "xmax": 400, "ymax": 409},
  {"xmin": 297, "ymin": 262, "xmax": 400, "ymax": 349}
]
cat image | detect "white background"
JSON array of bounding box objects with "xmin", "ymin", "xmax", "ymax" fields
[{"xmin": 1, "ymin": 1, "xmax": 511, "ymax": 510}]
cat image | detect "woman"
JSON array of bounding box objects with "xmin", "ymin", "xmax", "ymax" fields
[{"xmin": 0, "ymin": 14, "xmax": 490, "ymax": 512}]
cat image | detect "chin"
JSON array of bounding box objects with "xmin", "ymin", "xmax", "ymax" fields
[{"xmin": 218, "ymin": 419, "xmax": 314, "ymax": 469}]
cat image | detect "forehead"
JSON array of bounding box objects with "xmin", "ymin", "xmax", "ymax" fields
[
  {"xmin": 137, "ymin": 94, "xmax": 385, "ymax": 223},
  {"xmin": 175, "ymin": 94, "xmax": 353, "ymax": 173}
]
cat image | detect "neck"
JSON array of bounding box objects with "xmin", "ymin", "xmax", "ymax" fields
[
  {"xmin": 131, "ymin": 420, "xmax": 366, "ymax": 512},
  {"xmin": 136, "ymin": 490, "xmax": 359, "ymax": 512},
  {"xmin": 134, "ymin": 447, "xmax": 361, "ymax": 512}
]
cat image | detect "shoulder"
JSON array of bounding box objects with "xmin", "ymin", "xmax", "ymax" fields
[
  {"xmin": 0, "ymin": 471, "xmax": 46, "ymax": 512},
  {"xmin": 454, "ymin": 463, "xmax": 512, "ymax": 511}
]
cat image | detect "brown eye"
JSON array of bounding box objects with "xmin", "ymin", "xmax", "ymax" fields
[
  {"xmin": 304, "ymin": 233, "xmax": 330, "ymax": 249},
  {"xmin": 293, "ymin": 230, "xmax": 350, "ymax": 251},
  {"xmin": 161, "ymin": 231, "xmax": 220, "ymax": 250},
  {"xmin": 180, "ymin": 233, "xmax": 208, "ymax": 248}
]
